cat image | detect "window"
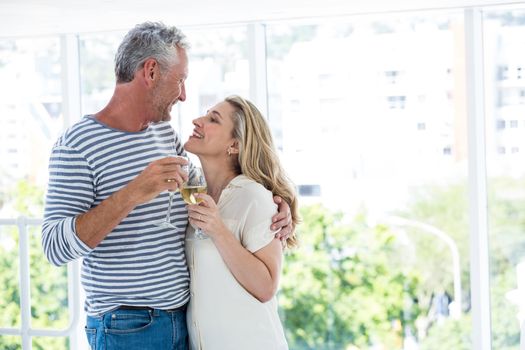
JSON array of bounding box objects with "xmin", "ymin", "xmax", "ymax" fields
[
  {"xmin": 499, "ymin": 88, "xmax": 525, "ymax": 106},
  {"xmin": 497, "ymin": 65, "xmax": 509, "ymax": 80},
  {"xmin": 387, "ymin": 95, "xmax": 407, "ymax": 109},
  {"xmin": 485, "ymin": 10, "xmax": 525, "ymax": 348},
  {"xmin": 0, "ymin": 37, "xmax": 63, "ymax": 215},
  {"xmin": 175, "ymin": 26, "xmax": 249, "ymax": 150},
  {"xmin": 385, "ymin": 70, "xmax": 401, "ymax": 84},
  {"xmin": 79, "ymin": 31, "xmax": 126, "ymax": 116},
  {"xmin": 267, "ymin": 12, "xmax": 469, "ymax": 349},
  {"xmin": 0, "ymin": 37, "xmax": 69, "ymax": 350},
  {"xmin": 297, "ymin": 184, "xmax": 321, "ymax": 196}
]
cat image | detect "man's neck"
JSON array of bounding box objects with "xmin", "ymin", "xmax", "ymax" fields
[{"xmin": 94, "ymin": 83, "xmax": 151, "ymax": 132}]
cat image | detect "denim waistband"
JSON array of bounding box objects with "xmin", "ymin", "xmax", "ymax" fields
[{"xmin": 116, "ymin": 304, "xmax": 187, "ymax": 313}]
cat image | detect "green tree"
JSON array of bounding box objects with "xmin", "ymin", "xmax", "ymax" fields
[
  {"xmin": 420, "ymin": 314, "xmax": 471, "ymax": 350},
  {"xmin": 486, "ymin": 177, "xmax": 524, "ymax": 350},
  {"xmin": 280, "ymin": 205, "xmax": 422, "ymax": 349},
  {"xmin": 0, "ymin": 180, "xmax": 69, "ymax": 350},
  {"xmin": 402, "ymin": 177, "xmax": 524, "ymax": 349},
  {"xmin": 397, "ymin": 182, "xmax": 471, "ymax": 335}
]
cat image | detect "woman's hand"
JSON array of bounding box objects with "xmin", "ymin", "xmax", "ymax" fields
[{"xmin": 187, "ymin": 193, "xmax": 228, "ymax": 238}]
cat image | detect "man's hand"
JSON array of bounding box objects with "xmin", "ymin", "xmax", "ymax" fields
[
  {"xmin": 126, "ymin": 156, "xmax": 189, "ymax": 205},
  {"xmin": 75, "ymin": 156, "xmax": 189, "ymax": 249},
  {"xmin": 271, "ymin": 196, "xmax": 293, "ymax": 241}
]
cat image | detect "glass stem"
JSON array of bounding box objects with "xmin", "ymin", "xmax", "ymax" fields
[{"xmin": 165, "ymin": 191, "xmax": 174, "ymax": 222}]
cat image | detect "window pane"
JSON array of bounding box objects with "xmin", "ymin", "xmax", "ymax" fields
[
  {"xmin": 0, "ymin": 37, "xmax": 62, "ymax": 217},
  {"xmin": 0, "ymin": 36, "xmax": 68, "ymax": 348},
  {"xmin": 0, "ymin": 335, "xmax": 21, "ymax": 349},
  {"xmin": 32, "ymin": 336, "xmax": 68, "ymax": 350},
  {"xmin": 267, "ymin": 13, "xmax": 471, "ymax": 349},
  {"xmin": 176, "ymin": 26, "xmax": 249, "ymax": 157},
  {"xmin": 0, "ymin": 225, "xmax": 20, "ymax": 329},
  {"xmin": 79, "ymin": 32, "xmax": 125, "ymax": 117},
  {"xmin": 30, "ymin": 226, "xmax": 69, "ymax": 331},
  {"xmin": 484, "ymin": 7, "xmax": 525, "ymax": 350}
]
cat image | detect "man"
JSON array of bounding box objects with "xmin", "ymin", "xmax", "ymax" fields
[{"xmin": 42, "ymin": 22, "xmax": 292, "ymax": 350}]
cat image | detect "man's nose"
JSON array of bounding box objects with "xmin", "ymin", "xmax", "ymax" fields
[{"xmin": 178, "ymin": 83, "xmax": 186, "ymax": 102}]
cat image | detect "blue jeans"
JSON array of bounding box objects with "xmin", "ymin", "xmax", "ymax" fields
[{"xmin": 85, "ymin": 307, "xmax": 188, "ymax": 350}]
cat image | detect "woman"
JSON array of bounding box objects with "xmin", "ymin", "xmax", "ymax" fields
[{"xmin": 183, "ymin": 95, "xmax": 299, "ymax": 349}]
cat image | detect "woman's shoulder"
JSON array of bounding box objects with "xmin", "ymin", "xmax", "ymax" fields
[
  {"xmin": 226, "ymin": 175, "xmax": 275, "ymax": 210},
  {"xmin": 230, "ymin": 175, "xmax": 272, "ymax": 198}
]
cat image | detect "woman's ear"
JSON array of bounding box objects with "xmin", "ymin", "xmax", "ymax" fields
[{"xmin": 227, "ymin": 141, "xmax": 240, "ymax": 156}]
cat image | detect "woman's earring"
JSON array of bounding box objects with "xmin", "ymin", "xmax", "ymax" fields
[{"xmin": 227, "ymin": 148, "xmax": 232, "ymax": 157}]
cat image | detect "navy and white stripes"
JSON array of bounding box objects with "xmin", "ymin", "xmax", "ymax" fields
[{"xmin": 42, "ymin": 115, "xmax": 190, "ymax": 316}]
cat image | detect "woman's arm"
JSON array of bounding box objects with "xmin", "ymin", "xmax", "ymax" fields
[
  {"xmin": 188, "ymin": 193, "xmax": 283, "ymax": 302},
  {"xmin": 212, "ymin": 230, "xmax": 282, "ymax": 302}
]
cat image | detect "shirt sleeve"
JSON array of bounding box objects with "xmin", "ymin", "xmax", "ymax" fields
[
  {"xmin": 41, "ymin": 145, "xmax": 95, "ymax": 266},
  {"xmin": 240, "ymin": 185, "xmax": 279, "ymax": 253}
]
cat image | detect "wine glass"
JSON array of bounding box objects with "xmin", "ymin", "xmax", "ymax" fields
[
  {"xmin": 154, "ymin": 156, "xmax": 189, "ymax": 231},
  {"xmin": 181, "ymin": 167, "xmax": 208, "ymax": 239}
]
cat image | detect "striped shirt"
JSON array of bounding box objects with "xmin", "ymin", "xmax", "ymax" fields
[{"xmin": 42, "ymin": 115, "xmax": 190, "ymax": 317}]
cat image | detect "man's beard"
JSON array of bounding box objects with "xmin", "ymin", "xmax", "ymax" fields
[
  {"xmin": 152, "ymin": 97, "xmax": 173, "ymax": 124},
  {"xmin": 151, "ymin": 83, "xmax": 173, "ymax": 123}
]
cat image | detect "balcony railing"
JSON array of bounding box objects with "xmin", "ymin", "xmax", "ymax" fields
[{"xmin": 0, "ymin": 217, "xmax": 82, "ymax": 349}]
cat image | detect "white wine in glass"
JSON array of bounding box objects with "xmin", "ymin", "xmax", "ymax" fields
[
  {"xmin": 183, "ymin": 167, "xmax": 208, "ymax": 239},
  {"xmin": 181, "ymin": 185, "xmax": 207, "ymax": 205}
]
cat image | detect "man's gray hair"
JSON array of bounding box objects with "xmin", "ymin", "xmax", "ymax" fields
[{"xmin": 115, "ymin": 22, "xmax": 190, "ymax": 83}]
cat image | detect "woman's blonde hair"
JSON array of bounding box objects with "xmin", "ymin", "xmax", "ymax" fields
[{"xmin": 225, "ymin": 95, "xmax": 299, "ymax": 248}]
